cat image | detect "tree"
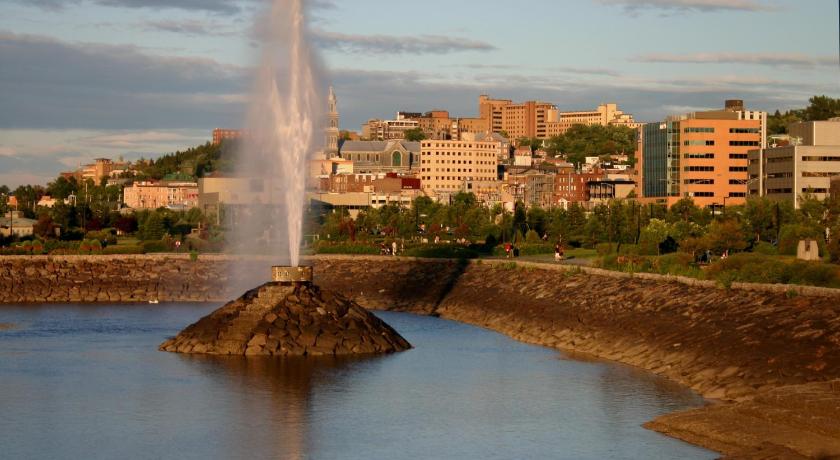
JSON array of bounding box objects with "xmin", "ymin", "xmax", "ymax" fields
[
  {"xmin": 140, "ymin": 212, "xmax": 166, "ymax": 241},
  {"xmin": 33, "ymin": 214, "xmax": 57, "ymax": 238},
  {"xmin": 802, "ymin": 95, "xmax": 840, "ymax": 122},
  {"xmin": 403, "ymin": 128, "xmax": 426, "ymax": 142},
  {"xmin": 544, "ymin": 124, "xmax": 636, "ymax": 164},
  {"xmin": 704, "ymin": 219, "xmax": 749, "ymax": 255}
]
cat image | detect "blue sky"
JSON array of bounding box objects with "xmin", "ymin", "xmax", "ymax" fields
[{"xmin": 0, "ymin": 0, "xmax": 837, "ymax": 187}]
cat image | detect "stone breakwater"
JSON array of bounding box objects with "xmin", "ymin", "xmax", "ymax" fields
[
  {"xmin": 0, "ymin": 255, "xmax": 234, "ymax": 303},
  {"xmin": 159, "ymin": 281, "xmax": 410, "ymax": 356}
]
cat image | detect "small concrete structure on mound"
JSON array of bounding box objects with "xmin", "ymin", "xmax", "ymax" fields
[{"xmin": 159, "ymin": 282, "xmax": 411, "ymax": 356}]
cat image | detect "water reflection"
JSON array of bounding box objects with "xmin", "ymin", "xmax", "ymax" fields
[{"xmin": 177, "ymin": 353, "xmax": 380, "ymax": 459}]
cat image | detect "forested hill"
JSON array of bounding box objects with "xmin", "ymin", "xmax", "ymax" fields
[{"xmin": 133, "ymin": 140, "xmax": 238, "ymax": 181}]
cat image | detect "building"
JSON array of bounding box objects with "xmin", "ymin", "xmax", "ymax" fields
[
  {"xmin": 419, "ymin": 138, "xmax": 500, "ymax": 202},
  {"xmin": 478, "ymin": 95, "xmax": 512, "ymax": 134},
  {"xmin": 212, "ymin": 129, "xmax": 245, "ymax": 145},
  {"xmin": 553, "ymin": 171, "xmax": 606, "ymax": 206},
  {"xmin": 0, "ymin": 211, "xmax": 36, "ymax": 238},
  {"xmin": 503, "ymin": 168, "xmax": 554, "ymax": 209},
  {"xmin": 325, "ymin": 86, "xmax": 340, "ymax": 158},
  {"xmin": 123, "ymin": 181, "xmax": 198, "ymax": 210},
  {"xmin": 748, "ymin": 119, "xmax": 840, "ymax": 208},
  {"xmin": 588, "ymin": 180, "xmax": 636, "ymax": 203},
  {"xmin": 640, "ymin": 100, "xmax": 766, "ymax": 208},
  {"xmin": 546, "ymin": 103, "xmax": 641, "ymax": 137},
  {"xmin": 62, "ymin": 158, "xmax": 129, "ymax": 183},
  {"xmin": 640, "ymin": 122, "xmax": 668, "ymax": 198},
  {"xmin": 479, "ymin": 95, "xmax": 639, "ymax": 139},
  {"xmin": 513, "ymin": 146, "xmax": 533, "ymax": 167},
  {"xmin": 339, "ymin": 140, "xmax": 419, "ymax": 174},
  {"xmin": 361, "ymin": 118, "xmax": 420, "ymax": 140}
]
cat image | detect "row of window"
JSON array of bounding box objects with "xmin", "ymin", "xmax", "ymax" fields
[
  {"xmin": 730, "ymin": 128, "xmax": 760, "ymax": 134},
  {"xmin": 420, "ymin": 168, "xmax": 494, "ymax": 174},
  {"xmin": 802, "ymin": 156, "xmax": 840, "ymax": 162},
  {"xmin": 802, "ymin": 171, "xmax": 840, "ymax": 177},
  {"xmin": 681, "ymin": 153, "xmax": 750, "ymax": 159},
  {"xmin": 684, "ymin": 127, "xmax": 714, "ymax": 133},
  {"xmin": 682, "ymin": 166, "xmax": 748, "ymax": 172},
  {"xmin": 730, "ymin": 141, "xmax": 760, "ymax": 146},
  {"xmin": 684, "ymin": 140, "xmax": 715, "ymax": 146},
  {"xmin": 422, "ymin": 159, "xmax": 492, "ymax": 165}
]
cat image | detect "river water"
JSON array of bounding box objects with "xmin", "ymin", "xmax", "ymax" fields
[{"xmin": 0, "ymin": 303, "xmax": 713, "ymax": 459}]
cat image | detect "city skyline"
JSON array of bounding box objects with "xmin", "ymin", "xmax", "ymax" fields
[{"xmin": 0, "ymin": 0, "xmax": 838, "ymax": 187}]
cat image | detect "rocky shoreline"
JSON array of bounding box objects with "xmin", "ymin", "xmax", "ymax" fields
[{"xmin": 2, "ymin": 254, "xmax": 839, "ymax": 458}]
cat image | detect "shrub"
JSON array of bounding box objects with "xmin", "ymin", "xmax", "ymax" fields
[
  {"xmin": 141, "ymin": 240, "xmax": 170, "ymax": 253},
  {"xmin": 403, "ymin": 245, "xmax": 479, "ymax": 259},
  {"xmin": 525, "ymin": 230, "xmax": 541, "ymax": 244},
  {"xmin": 704, "ymin": 252, "xmax": 840, "ymax": 288},
  {"xmin": 313, "ymin": 241, "xmax": 379, "ymax": 255},
  {"xmin": 752, "ymin": 241, "xmax": 778, "ymax": 256},
  {"xmin": 101, "ymin": 245, "xmax": 144, "ymax": 255},
  {"xmin": 491, "ymin": 243, "xmax": 554, "ymax": 257}
]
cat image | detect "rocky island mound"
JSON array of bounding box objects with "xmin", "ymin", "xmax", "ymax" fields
[{"xmin": 159, "ymin": 282, "xmax": 411, "ymax": 356}]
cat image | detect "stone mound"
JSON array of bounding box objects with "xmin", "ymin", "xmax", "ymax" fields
[{"xmin": 159, "ymin": 282, "xmax": 411, "ymax": 356}]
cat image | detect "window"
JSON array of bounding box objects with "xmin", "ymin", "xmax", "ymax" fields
[
  {"xmin": 729, "ymin": 153, "xmax": 748, "ymax": 159},
  {"xmin": 684, "ymin": 153, "xmax": 715, "ymax": 159},
  {"xmin": 693, "ymin": 192, "xmax": 714, "ymax": 197},
  {"xmin": 730, "ymin": 192, "xmax": 746, "ymax": 197},
  {"xmin": 729, "ymin": 128, "xmax": 760, "ymax": 134},
  {"xmin": 729, "ymin": 166, "xmax": 748, "ymax": 172},
  {"xmin": 684, "ymin": 140, "xmax": 715, "ymax": 146},
  {"xmin": 684, "ymin": 127, "xmax": 714, "ymax": 133},
  {"xmin": 730, "ymin": 141, "xmax": 760, "ymax": 147},
  {"xmin": 684, "ymin": 179, "xmax": 714, "ymax": 184},
  {"xmin": 802, "ymin": 156, "xmax": 840, "ymax": 162},
  {"xmin": 684, "ymin": 166, "xmax": 714, "ymax": 172},
  {"xmin": 768, "ymin": 188, "xmax": 792, "ymax": 194},
  {"xmin": 802, "ymin": 172, "xmax": 840, "ymax": 178}
]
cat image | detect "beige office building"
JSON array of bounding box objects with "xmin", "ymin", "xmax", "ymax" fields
[
  {"xmin": 420, "ymin": 138, "xmax": 500, "ymax": 201},
  {"xmin": 748, "ymin": 119, "xmax": 840, "ymax": 208}
]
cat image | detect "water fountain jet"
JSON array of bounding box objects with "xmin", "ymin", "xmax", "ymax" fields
[{"xmin": 160, "ymin": 0, "xmax": 410, "ymax": 357}]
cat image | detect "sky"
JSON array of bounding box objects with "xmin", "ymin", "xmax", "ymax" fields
[{"xmin": 0, "ymin": 0, "xmax": 838, "ymax": 188}]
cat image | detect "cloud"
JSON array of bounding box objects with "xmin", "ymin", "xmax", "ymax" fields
[
  {"xmin": 635, "ymin": 52, "xmax": 835, "ymax": 68},
  {"xmin": 312, "ymin": 29, "xmax": 496, "ymax": 55},
  {"xmin": 142, "ymin": 19, "xmax": 237, "ymax": 37},
  {"xmin": 0, "ymin": 31, "xmax": 249, "ymax": 130},
  {"xmin": 2, "ymin": 0, "xmax": 252, "ymax": 14},
  {"xmin": 0, "ymin": 128, "xmax": 209, "ymax": 187},
  {"xmin": 328, "ymin": 67, "xmax": 827, "ymax": 129},
  {"xmin": 596, "ymin": 0, "xmax": 777, "ymax": 13}
]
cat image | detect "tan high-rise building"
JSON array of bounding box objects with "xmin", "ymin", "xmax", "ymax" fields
[
  {"xmin": 419, "ymin": 137, "xmax": 500, "ymax": 201},
  {"xmin": 748, "ymin": 119, "xmax": 840, "ymax": 208},
  {"xmin": 479, "ymin": 95, "xmax": 512, "ymax": 134}
]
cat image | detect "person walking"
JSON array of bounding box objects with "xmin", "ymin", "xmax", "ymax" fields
[
  {"xmin": 392, "ymin": 240, "xmax": 398, "ymax": 256},
  {"xmin": 504, "ymin": 242, "xmax": 512, "ymax": 259},
  {"xmin": 554, "ymin": 242, "xmax": 561, "ymax": 262}
]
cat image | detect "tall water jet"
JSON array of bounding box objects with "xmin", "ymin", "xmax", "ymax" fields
[
  {"xmin": 233, "ymin": 0, "xmax": 324, "ymax": 268},
  {"xmin": 161, "ymin": 0, "xmax": 412, "ymax": 357}
]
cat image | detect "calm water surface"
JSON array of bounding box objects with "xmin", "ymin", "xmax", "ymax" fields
[{"xmin": 0, "ymin": 303, "xmax": 714, "ymax": 459}]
